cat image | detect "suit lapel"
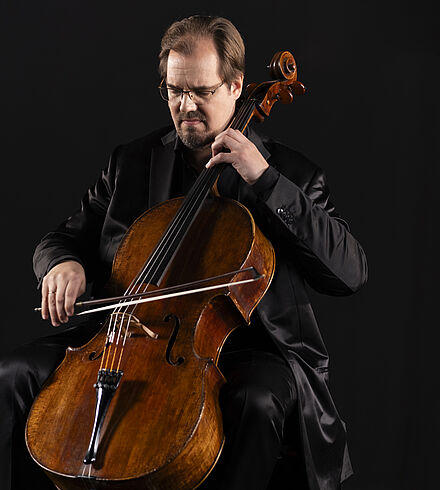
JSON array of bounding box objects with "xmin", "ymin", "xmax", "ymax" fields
[
  {"xmin": 148, "ymin": 130, "xmax": 177, "ymax": 208},
  {"xmin": 147, "ymin": 126, "xmax": 271, "ymax": 207}
]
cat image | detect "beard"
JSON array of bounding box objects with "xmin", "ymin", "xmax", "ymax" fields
[{"xmin": 175, "ymin": 111, "xmax": 216, "ymax": 150}]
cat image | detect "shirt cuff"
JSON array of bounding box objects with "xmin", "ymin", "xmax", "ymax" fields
[{"xmin": 251, "ymin": 166, "xmax": 280, "ymax": 201}]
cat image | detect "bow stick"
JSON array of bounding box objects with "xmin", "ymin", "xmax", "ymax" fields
[{"xmin": 34, "ymin": 267, "xmax": 263, "ymax": 316}]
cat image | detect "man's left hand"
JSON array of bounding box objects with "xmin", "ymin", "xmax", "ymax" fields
[{"xmin": 207, "ymin": 128, "xmax": 269, "ymax": 185}]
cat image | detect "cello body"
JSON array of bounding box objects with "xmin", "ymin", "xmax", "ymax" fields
[{"xmin": 26, "ymin": 196, "xmax": 275, "ymax": 489}]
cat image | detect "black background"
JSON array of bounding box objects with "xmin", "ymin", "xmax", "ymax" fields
[{"xmin": 0, "ymin": 1, "xmax": 438, "ymax": 489}]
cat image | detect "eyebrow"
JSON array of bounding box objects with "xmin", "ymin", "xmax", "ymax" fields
[{"xmin": 166, "ymin": 83, "xmax": 220, "ymax": 91}]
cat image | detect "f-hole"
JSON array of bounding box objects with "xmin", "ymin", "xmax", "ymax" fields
[
  {"xmin": 89, "ymin": 350, "xmax": 104, "ymax": 361},
  {"xmin": 164, "ymin": 314, "xmax": 185, "ymax": 366}
]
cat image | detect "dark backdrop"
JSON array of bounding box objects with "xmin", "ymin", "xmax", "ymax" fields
[{"xmin": 0, "ymin": 1, "xmax": 438, "ymax": 489}]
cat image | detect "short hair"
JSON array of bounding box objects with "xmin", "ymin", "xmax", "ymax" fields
[{"xmin": 159, "ymin": 15, "xmax": 245, "ymax": 85}]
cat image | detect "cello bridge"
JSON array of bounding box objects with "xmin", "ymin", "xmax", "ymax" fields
[{"xmin": 110, "ymin": 312, "xmax": 158, "ymax": 339}]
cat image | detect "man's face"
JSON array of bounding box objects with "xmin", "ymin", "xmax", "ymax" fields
[{"xmin": 165, "ymin": 39, "xmax": 243, "ymax": 150}]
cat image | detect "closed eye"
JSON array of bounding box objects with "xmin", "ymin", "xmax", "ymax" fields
[
  {"xmin": 168, "ymin": 88, "xmax": 182, "ymax": 97},
  {"xmin": 193, "ymin": 90, "xmax": 213, "ymax": 98}
]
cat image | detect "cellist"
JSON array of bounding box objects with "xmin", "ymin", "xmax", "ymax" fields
[{"xmin": 0, "ymin": 15, "xmax": 367, "ymax": 490}]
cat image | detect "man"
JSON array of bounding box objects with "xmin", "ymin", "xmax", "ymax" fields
[{"xmin": 0, "ymin": 15, "xmax": 367, "ymax": 490}]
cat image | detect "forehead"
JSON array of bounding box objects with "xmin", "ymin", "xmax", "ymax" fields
[{"xmin": 166, "ymin": 39, "xmax": 221, "ymax": 88}]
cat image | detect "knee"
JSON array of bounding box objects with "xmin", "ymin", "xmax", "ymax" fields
[
  {"xmin": 0, "ymin": 346, "xmax": 42, "ymax": 409},
  {"xmin": 227, "ymin": 384, "xmax": 289, "ymax": 429},
  {"xmin": 248, "ymin": 385, "xmax": 287, "ymax": 423},
  {"xmin": 0, "ymin": 350, "xmax": 23, "ymax": 394}
]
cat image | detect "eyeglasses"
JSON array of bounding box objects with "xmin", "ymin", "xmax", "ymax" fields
[{"xmin": 158, "ymin": 80, "xmax": 224, "ymax": 105}]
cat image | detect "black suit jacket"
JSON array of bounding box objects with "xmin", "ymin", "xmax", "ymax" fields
[{"xmin": 34, "ymin": 126, "xmax": 367, "ymax": 490}]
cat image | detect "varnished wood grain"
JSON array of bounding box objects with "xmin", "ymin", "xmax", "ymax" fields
[{"xmin": 26, "ymin": 196, "xmax": 275, "ymax": 489}]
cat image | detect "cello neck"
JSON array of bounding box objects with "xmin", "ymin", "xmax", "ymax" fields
[{"xmin": 132, "ymin": 97, "xmax": 258, "ymax": 287}]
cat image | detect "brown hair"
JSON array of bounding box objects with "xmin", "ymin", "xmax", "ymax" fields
[{"xmin": 159, "ymin": 15, "xmax": 245, "ymax": 85}]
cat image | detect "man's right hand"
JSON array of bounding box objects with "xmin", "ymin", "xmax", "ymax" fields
[{"xmin": 41, "ymin": 261, "xmax": 86, "ymax": 327}]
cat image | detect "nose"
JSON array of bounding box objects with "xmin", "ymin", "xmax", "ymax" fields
[{"xmin": 179, "ymin": 92, "xmax": 198, "ymax": 112}]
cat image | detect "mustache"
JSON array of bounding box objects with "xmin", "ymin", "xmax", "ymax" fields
[{"xmin": 177, "ymin": 111, "xmax": 206, "ymax": 123}]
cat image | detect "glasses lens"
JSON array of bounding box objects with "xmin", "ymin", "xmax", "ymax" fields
[
  {"xmin": 158, "ymin": 81, "xmax": 222, "ymax": 104},
  {"xmin": 159, "ymin": 85, "xmax": 169, "ymax": 101},
  {"xmin": 190, "ymin": 92, "xmax": 207, "ymax": 105}
]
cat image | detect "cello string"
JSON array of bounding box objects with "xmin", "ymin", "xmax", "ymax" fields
[
  {"xmin": 116, "ymin": 318, "xmax": 132, "ymax": 372},
  {"xmin": 100, "ymin": 314, "xmax": 114, "ymax": 370},
  {"xmin": 104, "ymin": 311, "xmax": 136, "ymax": 371},
  {"xmin": 102, "ymin": 313, "xmax": 119, "ymax": 370},
  {"xmin": 120, "ymin": 147, "xmax": 224, "ymax": 296},
  {"xmin": 102, "ymin": 171, "xmax": 223, "ymax": 360},
  {"xmin": 106, "ymin": 311, "xmax": 136, "ymax": 370},
  {"xmin": 120, "ymin": 161, "xmax": 216, "ymax": 295},
  {"xmin": 109, "ymin": 314, "xmax": 129, "ymax": 371},
  {"xmin": 111, "ymin": 166, "xmax": 216, "ymax": 317},
  {"xmin": 108, "ymin": 164, "xmax": 218, "ymax": 346},
  {"xmin": 101, "ymin": 100, "xmax": 257, "ymax": 366},
  {"xmin": 121, "ymin": 97, "xmax": 256, "ymax": 300},
  {"xmin": 125, "ymin": 98, "xmax": 256, "ymax": 296},
  {"xmin": 128, "ymin": 96, "xmax": 255, "ymax": 290},
  {"xmin": 73, "ymin": 98, "xmax": 259, "ymax": 373},
  {"xmin": 100, "ymin": 99, "xmax": 257, "ymax": 365},
  {"xmin": 100, "ymin": 98, "xmax": 257, "ymax": 367},
  {"xmin": 231, "ymin": 98, "xmax": 255, "ymax": 130},
  {"xmin": 99, "ymin": 165, "xmax": 217, "ymax": 363},
  {"xmin": 97, "ymin": 146, "xmax": 216, "ymax": 317},
  {"xmin": 101, "ymin": 166, "xmax": 216, "ymax": 332},
  {"xmin": 104, "ymin": 161, "xmax": 244, "ymax": 368}
]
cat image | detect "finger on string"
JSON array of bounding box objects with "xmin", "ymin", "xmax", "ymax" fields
[
  {"xmin": 206, "ymin": 150, "xmax": 236, "ymax": 168},
  {"xmin": 231, "ymin": 129, "xmax": 251, "ymax": 143},
  {"xmin": 212, "ymin": 134, "xmax": 240, "ymax": 155},
  {"xmin": 215, "ymin": 127, "xmax": 243, "ymax": 143},
  {"xmin": 211, "ymin": 143, "xmax": 231, "ymax": 157},
  {"xmin": 225, "ymin": 128, "xmax": 247, "ymax": 143}
]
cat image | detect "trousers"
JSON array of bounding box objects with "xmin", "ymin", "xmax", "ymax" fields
[{"xmin": 0, "ymin": 320, "xmax": 299, "ymax": 490}]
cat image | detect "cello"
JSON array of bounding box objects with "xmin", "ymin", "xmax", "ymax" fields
[{"xmin": 26, "ymin": 51, "xmax": 305, "ymax": 490}]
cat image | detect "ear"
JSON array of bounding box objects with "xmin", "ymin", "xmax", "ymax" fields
[{"xmin": 230, "ymin": 75, "xmax": 244, "ymax": 100}]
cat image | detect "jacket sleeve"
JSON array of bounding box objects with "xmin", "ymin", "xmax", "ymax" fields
[
  {"xmin": 251, "ymin": 164, "xmax": 368, "ymax": 295},
  {"xmin": 33, "ymin": 147, "xmax": 119, "ymax": 287}
]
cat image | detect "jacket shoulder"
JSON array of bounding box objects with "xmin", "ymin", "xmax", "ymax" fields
[
  {"xmin": 107, "ymin": 126, "xmax": 174, "ymax": 179},
  {"xmin": 116, "ymin": 126, "xmax": 173, "ymax": 157},
  {"xmin": 250, "ymin": 127, "xmax": 323, "ymax": 188}
]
